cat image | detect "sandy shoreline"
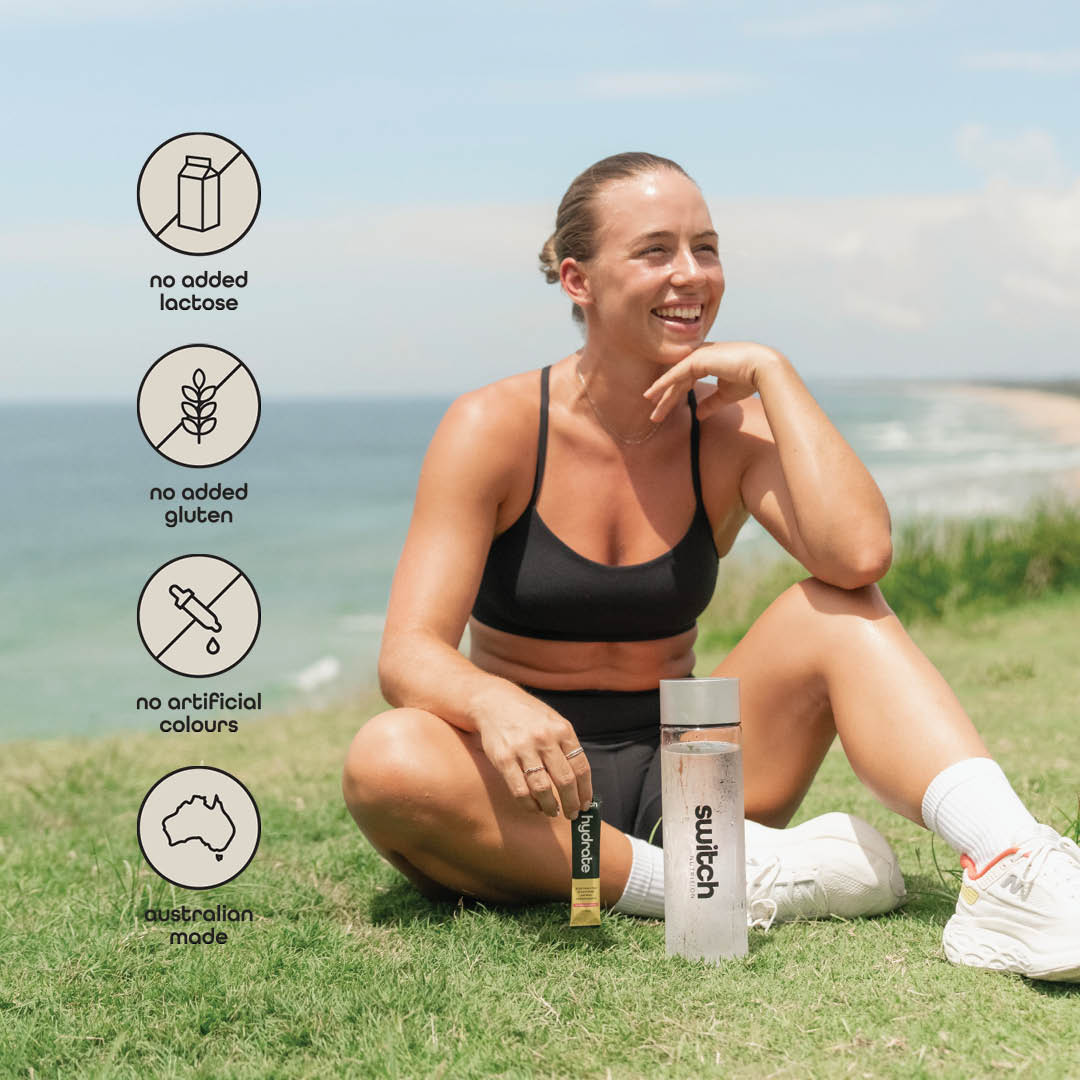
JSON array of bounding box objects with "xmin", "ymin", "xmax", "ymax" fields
[
  {"xmin": 943, "ymin": 382, "xmax": 1080, "ymax": 448},
  {"xmin": 941, "ymin": 381, "xmax": 1080, "ymax": 497}
]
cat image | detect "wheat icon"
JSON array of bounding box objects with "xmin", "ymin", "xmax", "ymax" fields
[{"xmin": 181, "ymin": 368, "xmax": 218, "ymax": 445}]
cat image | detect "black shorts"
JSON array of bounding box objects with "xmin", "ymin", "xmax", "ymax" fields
[{"xmin": 521, "ymin": 686, "xmax": 663, "ymax": 847}]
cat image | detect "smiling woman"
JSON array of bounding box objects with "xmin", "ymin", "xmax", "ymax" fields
[
  {"xmin": 342, "ymin": 151, "xmax": 1080, "ymax": 984},
  {"xmin": 538, "ymin": 153, "xmax": 722, "ymax": 349}
]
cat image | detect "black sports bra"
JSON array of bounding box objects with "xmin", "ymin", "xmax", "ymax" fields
[{"xmin": 470, "ymin": 365, "xmax": 719, "ymax": 642}]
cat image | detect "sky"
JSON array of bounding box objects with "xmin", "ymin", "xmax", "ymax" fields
[{"xmin": 2, "ymin": 0, "xmax": 1078, "ymax": 399}]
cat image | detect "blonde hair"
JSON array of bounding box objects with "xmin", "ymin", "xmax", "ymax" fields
[{"xmin": 539, "ymin": 152, "xmax": 694, "ymax": 328}]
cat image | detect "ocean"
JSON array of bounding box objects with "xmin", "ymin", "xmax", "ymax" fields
[{"xmin": 3, "ymin": 381, "xmax": 1078, "ymax": 742}]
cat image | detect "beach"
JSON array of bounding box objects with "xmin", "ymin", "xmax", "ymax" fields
[
  {"xmin": 3, "ymin": 382, "xmax": 1080, "ymax": 742},
  {"xmin": 946, "ymin": 382, "xmax": 1080, "ymax": 446},
  {"xmin": 944, "ymin": 381, "xmax": 1080, "ymax": 494}
]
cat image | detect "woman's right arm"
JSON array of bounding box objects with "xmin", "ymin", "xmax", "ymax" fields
[{"xmin": 377, "ymin": 385, "xmax": 591, "ymax": 820}]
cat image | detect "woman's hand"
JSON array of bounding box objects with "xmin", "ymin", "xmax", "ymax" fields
[
  {"xmin": 473, "ymin": 687, "xmax": 592, "ymax": 821},
  {"xmin": 642, "ymin": 341, "xmax": 786, "ymax": 423}
]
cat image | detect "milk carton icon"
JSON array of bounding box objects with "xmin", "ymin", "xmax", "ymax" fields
[{"xmin": 177, "ymin": 155, "xmax": 220, "ymax": 232}]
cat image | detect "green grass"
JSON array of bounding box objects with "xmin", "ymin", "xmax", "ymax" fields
[
  {"xmin": 699, "ymin": 495, "xmax": 1080, "ymax": 651},
  {"xmin": 4, "ymin": 511, "xmax": 1080, "ymax": 1077}
]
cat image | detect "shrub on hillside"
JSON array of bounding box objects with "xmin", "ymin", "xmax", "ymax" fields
[{"xmin": 698, "ymin": 496, "xmax": 1080, "ymax": 650}]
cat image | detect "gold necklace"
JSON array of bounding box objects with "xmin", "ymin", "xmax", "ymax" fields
[{"xmin": 575, "ymin": 360, "xmax": 669, "ymax": 445}]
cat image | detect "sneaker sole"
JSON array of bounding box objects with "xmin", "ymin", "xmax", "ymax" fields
[{"xmin": 943, "ymin": 915, "xmax": 1080, "ymax": 982}]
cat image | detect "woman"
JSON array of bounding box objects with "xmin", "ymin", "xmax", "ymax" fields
[{"xmin": 344, "ymin": 152, "xmax": 1080, "ymax": 980}]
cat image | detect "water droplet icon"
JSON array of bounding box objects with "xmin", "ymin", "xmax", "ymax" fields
[{"xmin": 206, "ymin": 636, "xmax": 221, "ymax": 655}]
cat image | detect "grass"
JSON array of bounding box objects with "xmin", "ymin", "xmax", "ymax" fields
[
  {"xmin": 4, "ymin": 508, "xmax": 1080, "ymax": 1078},
  {"xmin": 698, "ymin": 495, "xmax": 1080, "ymax": 651}
]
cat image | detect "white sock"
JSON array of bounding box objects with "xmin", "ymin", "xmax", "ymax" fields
[
  {"xmin": 612, "ymin": 821, "xmax": 778, "ymax": 918},
  {"xmin": 611, "ymin": 834, "xmax": 665, "ymax": 918},
  {"xmin": 921, "ymin": 757, "xmax": 1039, "ymax": 869}
]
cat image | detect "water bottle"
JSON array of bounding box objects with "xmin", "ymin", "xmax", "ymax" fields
[{"xmin": 660, "ymin": 677, "xmax": 746, "ymax": 962}]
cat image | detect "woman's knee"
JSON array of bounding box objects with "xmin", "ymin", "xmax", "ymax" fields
[
  {"xmin": 342, "ymin": 708, "xmax": 451, "ymax": 829},
  {"xmin": 784, "ymin": 576, "xmax": 894, "ymax": 624}
]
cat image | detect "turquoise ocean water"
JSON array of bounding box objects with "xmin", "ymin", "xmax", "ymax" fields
[{"xmin": 3, "ymin": 381, "xmax": 1078, "ymax": 742}]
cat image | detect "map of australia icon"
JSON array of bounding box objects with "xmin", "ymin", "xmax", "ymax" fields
[
  {"xmin": 162, "ymin": 793, "xmax": 236, "ymax": 862},
  {"xmin": 138, "ymin": 766, "xmax": 260, "ymax": 889}
]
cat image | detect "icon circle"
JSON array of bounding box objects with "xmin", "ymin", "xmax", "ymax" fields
[
  {"xmin": 138, "ymin": 766, "xmax": 261, "ymax": 889},
  {"xmin": 138, "ymin": 554, "xmax": 260, "ymax": 677},
  {"xmin": 137, "ymin": 132, "xmax": 260, "ymax": 255},
  {"xmin": 138, "ymin": 344, "xmax": 260, "ymax": 467}
]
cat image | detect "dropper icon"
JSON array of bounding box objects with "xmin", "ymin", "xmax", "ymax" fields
[
  {"xmin": 141, "ymin": 556, "xmax": 255, "ymax": 671},
  {"xmin": 168, "ymin": 584, "xmax": 223, "ymax": 632}
]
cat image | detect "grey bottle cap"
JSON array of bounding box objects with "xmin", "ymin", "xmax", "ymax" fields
[{"xmin": 659, "ymin": 677, "xmax": 740, "ymax": 727}]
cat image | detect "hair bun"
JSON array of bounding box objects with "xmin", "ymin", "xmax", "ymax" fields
[{"xmin": 539, "ymin": 235, "xmax": 560, "ymax": 283}]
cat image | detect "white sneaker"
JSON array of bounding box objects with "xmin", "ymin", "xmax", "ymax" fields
[
  {"xmin": 942, "ymin": 824, "xmax": 1080, "ymax": 981},
  {"xmin": 746, "ymin": 812, "xmax": 907, "ymax": 930}
]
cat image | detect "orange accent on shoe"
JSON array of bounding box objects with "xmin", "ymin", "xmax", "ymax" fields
[{"xmin": 962, "ymin": 847, "xmax": 1020, "ymax": 879}]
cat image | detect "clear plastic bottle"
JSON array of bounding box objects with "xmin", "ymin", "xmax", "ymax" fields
[{"xmin": 659, "ymin": 677, "xmax": 747, "ymax": 963}]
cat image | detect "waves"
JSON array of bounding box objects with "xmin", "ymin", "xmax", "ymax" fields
[{"xmin": 2, "ymin": 387, "xmax": 1076, "ymax": 740}]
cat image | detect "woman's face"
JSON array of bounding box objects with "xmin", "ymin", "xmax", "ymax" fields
[{"xmin": 569, "ymin": 169, "xmax": 725, "ymax": 361}]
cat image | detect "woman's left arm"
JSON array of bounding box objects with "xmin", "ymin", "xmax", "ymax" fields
[
  {"xmin": 746, "ymin": 351, "xmax": 893, "ymax": 588},
  {"xmin": 644, "ymin": 342, "xmax": 893, "ymax": 589}
]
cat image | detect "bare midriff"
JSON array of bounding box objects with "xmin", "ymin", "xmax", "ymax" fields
[{"xmin": 467, "ymin": 618, "xmax": 698, "ymax": 690}]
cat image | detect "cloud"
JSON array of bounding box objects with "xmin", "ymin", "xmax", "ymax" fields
[
  {"xmin": 5, "ymin": 162, "xmax": 1080, "ymax": 393},
  {"xmin": 485, "ymin": 69, "xmax": 765, "ymax": 104},
  {"xmin": 684, "ymin": 175, "xmax": 1080, "ymax": 363},
  {"xmin": 575, "ymin": 71, "xmax": 765, "ymax": 99},
  {"xmin": 842, "ymin": 293, "xmax": 925, "ymax": 330},
  {"xmin": 960, "ymin": 49, "xmax": 1080, "ymax": 74},
  {"xmin": 955, "ymin": 124, "xmax": 1068, "ymax": 189},
  {"xmin": 743, "ymin": 3, "xmax": 903, "ymax": 37},
  {"xmin": 828, "ymin": 230, "xmax": 867, "ymax": 259},
  {"xmin": 1001, "ymin": 273, "xmax": 1074, "ymax": 310},
  {"xmin": 1001, "ymin": 182, "xmax": 1080, "ymax": 271}
]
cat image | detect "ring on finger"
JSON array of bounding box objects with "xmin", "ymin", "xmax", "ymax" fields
[
  {"xmin": 565, "ymin": 747, "xmax": 585, "ymax": 760},
  {"xmin": 523, "ymin": 765, "xmax": 547, "ymax": 777}
]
